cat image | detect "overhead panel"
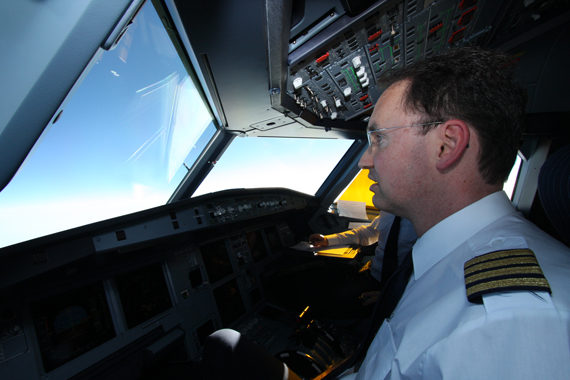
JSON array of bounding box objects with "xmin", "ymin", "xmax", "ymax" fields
[{"xmin": 283, "ymin": 0, "xmax": 491, "ymax": 123}]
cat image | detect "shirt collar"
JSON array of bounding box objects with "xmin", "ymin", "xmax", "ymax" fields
[{"xmin": 412, "ymin": 191, "xmax": 516, "ymax": 280}]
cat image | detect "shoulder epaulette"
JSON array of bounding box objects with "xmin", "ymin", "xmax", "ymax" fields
[{"xmin": 464, "ymin": 249, "xmax": 551, "ymax": 303}]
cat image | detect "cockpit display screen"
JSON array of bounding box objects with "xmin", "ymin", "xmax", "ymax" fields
[
  {"xmin": 264, "ymin": 225, "xmax": 282, "ymax": 254},
  {"xmin": 213, "ymin": 278, "xmax": 246, "ymax": 326},
  {"xmin": 31, "ymin": 282, "xmax": 116, "ymax": 373},
  {"xmin": 246, "ymin": 230, "xmax": 269, "ymax": 263},
  {"xmin": 201, "ymin": 240, "xmax": 234, "ymax": 284},
  {"xmin": 115, "ymin": 262, "xmax": 173, "ymax": 329}
]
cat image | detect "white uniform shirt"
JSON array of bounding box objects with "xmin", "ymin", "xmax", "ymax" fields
[
  {"xmin": 351, "ymin": 191, "xmax": 570, "ymax": 380},
  {"xmin": 326, "ymin": 212, "xmax": 417, "ymax": 282}
]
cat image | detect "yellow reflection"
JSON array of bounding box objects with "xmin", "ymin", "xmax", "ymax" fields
[{"xmin": 337, "ymin": 169, "xmax": 376, "ymax": 209}]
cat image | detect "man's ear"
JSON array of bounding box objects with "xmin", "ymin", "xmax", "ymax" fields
[{"xmin": 435, "ymin": 120, "xmax": 470, "ymax": 171}]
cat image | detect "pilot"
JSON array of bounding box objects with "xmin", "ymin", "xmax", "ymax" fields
[
  {"xmin": 203, "ymin": 47, "xmax": 570, "ymax": 379},
  {"xmin": 308, "ymin": 211, "xmax": 416, "ymax": 306},
  {"xmin": 263, "ymin": 212, "xmax": 416, "ymax": 320}
]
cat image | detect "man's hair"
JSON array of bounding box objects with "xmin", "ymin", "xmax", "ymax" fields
[{"xmin": 379, "ymin": 47, "xmax": 528, "ymax": 185}]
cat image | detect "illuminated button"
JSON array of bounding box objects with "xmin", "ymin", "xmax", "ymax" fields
[
  {"xmin": 214, "ymin": 207, "xmax": 226, "ymax": 216},
  {"xmin": 343, "ymin": 87, "xmax": 352, "ymax": 97},
  {"xmin": 356, "ymin": 66, "xmax": 366, "ymax": 78}
]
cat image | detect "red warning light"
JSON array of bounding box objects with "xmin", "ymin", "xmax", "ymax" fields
[
  {"xmin": 368, "ymin": 30, "xmax": 382, "ymax": 42},
  {"xmin": 316, "ymin": 52, "xmax": 330, "ymax": 64}
]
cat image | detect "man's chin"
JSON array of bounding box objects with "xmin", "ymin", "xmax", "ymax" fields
[
  {"xmin": 372, "ymin": 195, "xmax": 398, "ymax": 215},
  {"xmin": 371, "ymin": 195, "xmax": 384, "ymax": 211}
]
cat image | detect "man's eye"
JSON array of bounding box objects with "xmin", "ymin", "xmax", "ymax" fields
[{"xmin": 371, "ymin": 133, "xmax": 383, "ymax": 146}]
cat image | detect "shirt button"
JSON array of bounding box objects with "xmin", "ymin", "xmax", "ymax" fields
[{"xmin": 491, "ymin": 238, "xmax": 504, "ymax": 248}]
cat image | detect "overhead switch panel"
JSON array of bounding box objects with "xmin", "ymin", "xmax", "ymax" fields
[{"xmin": 284, "ymin": 0, "xmax": 492, "ymax": 123}]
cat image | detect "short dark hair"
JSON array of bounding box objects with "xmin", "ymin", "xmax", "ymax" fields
[{"xmin": 379, "ymin": 47, "xmax": 528, "ymax": 185}]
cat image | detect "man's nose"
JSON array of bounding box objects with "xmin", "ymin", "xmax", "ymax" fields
[{"xmin": 358, "ymin": 147, "xmax": 373, "ymax": 169}]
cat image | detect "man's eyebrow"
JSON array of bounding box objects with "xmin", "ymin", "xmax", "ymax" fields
[{"xmin": 366, "ymin": 122, "xmax": 377, "ymax": 133}]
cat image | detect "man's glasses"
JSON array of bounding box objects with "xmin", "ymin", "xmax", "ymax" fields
[{"xmin": 366, "ymin": 122, "xmax": 443, "ymax": 149}]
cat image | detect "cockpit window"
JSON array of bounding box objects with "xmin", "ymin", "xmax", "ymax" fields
[
  {"xmin": 193, "ymin": 137, "xmax": 354, "ymax": 197},
  {"xmin": 0, "ymin": 1, "xmax": 216, "ymax": 248},
  {"xmin": 504, "ymin": 153, "xmax": 523, "ymax": 200}
]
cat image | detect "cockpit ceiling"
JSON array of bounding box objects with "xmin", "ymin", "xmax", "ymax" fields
[{"xmin": 173, "ymin": 0, "xmax": 570, "ymax": 136}]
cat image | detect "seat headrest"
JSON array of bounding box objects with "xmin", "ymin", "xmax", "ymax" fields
[{"xmin": 538, "ymin": 144, "xmax": 570, "ymax": 245}]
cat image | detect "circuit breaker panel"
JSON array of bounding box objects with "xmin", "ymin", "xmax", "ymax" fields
[{"xmin": 286, "ymin": 0, "xmax": 488, "ymax": 122}]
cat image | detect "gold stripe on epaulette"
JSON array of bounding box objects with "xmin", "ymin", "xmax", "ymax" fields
[
  {"xmin": 464, "ymin": 256, "xmax": 539, "ymax": 276},
  {"xmin": 464, "ymin": 248, "xmax": 536, "ymax": 269},
  {"xmin": 464, "ymin": 249, "xmax": 551, "ymax": 303},
  {"xmin": 466, "ymin": 278, "xmax": 551, "ymax": 298},
  {"xmin": 465, "ymin": 266, "xmax": 545, "ymax": 285}
]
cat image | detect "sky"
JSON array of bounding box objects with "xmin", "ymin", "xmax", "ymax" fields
[{"xmin": 194, "ymin": 137, "xmax": 353, "ymax": 196}]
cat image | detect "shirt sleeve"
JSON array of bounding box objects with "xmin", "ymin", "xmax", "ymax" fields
[{"xmin": 325, "ymin": 216, "xmax": 381, "ymax": 246}]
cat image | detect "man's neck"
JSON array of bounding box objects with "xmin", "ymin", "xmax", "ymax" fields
[{"xmin": 411, "ymin": 185, "xmax": 502, "ymax": 237}]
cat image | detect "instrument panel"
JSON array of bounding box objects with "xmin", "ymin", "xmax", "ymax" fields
[
  {"xmin": 0, "ymin": 189, "xmax": 319, "ymax": 379},
  {"xmin": 0, "ymin": 225, "xmax": 300, "ymax": 378},
  {"xmin": 92, "ymin": 191, "xmax": 304, "ymax": 252}
]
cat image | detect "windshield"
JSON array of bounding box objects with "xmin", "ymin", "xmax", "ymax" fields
[
  {"xmin": 194, "ymin": 137, "xmax": 354, "ymax": 197},
  {"xmin": 0, "ymin": 1, "xmax": 357, "ymax": 249},
  {"xmin": 0, "ymin": 2, "xmax": 216, "ymax": 248}
]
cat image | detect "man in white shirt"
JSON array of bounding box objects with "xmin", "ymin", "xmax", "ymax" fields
[
  {"xmin": 264, "ymin": 213, "xmax": 416, "ymax": 318},
  {"xmin": 309, "ymin": 212, "xmax": 416, "ymax": 304},
  {"xmin": 310, "ymin": 212, "xmax": 416, "ymax": 285},
  {"xmin": 346, "ymin": 47, "xmax": 570, "ymax": 379}
]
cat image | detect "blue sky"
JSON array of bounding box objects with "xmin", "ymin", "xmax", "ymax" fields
[{"xmin": 195, "ymin": 137, "xmax": 353, "ymax": 196}]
